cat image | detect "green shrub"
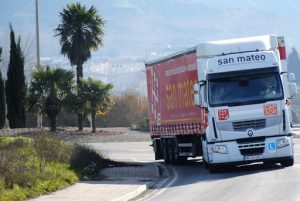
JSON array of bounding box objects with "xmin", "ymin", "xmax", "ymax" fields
[
  {"xmin": 0, "ymin": 136, "xmax": 78, "ymax": 200},
  {"xmin": 130, "ymin": 118, "xmax": 150, "ymax": 132},
  {"xmin": 0, "ymin": 184, "xmax": 28, "ymax": 201},
  {"xmin": 0, "ymin": 136, "xmax": 31, "ymax": 145},
  {"xmin": 70, "ymin": 145, "xmax": 106, "ymax": 179},
  {"xmin": 0, "ymin": 138, "xmax": 35, "ymax": 189},
  {"xmin": 0, "ymin": 134, "xmax": 118, "ymax": 200},
  {"xmin": 33, "ymin": 133, "xmax": 73, "ymax": 164}
]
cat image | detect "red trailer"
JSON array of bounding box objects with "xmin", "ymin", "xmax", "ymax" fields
[{"xmin": 146, "ymin": 48, "xmax": 207, "ymax": 163}]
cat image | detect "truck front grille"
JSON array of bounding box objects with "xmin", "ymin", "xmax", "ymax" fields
[
  {"xmin": 238, "ymin": 142, "xmax": 265, "ymax": 156},
  {"xmin": 236, "ymin": 136, "xmax": 265, "ymax": 144},
  {"xmin": 239, "ymin": 147, "xmax": 265, "ymax": 155},
  {"xmin": 233, "ymin": 119, "xmax": 266, "ymax": 131}
]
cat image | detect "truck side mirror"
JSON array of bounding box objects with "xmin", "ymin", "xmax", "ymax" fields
[
  {"xmin": 193, "ymin": 83, "xmax": 202, "ymax": 106},
  {"xmin": 288, "ymin": 73, "xmax": 296, "ymax": 82},
  {"xmin": 289, "ymin": 83, "xmax": 297, "ymax": 98}
]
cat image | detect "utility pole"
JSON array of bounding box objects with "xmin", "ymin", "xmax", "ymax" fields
[
  {"xmin": 35, "ymin": 0, "xmax": 40, "ymax": 66},
  {"xmin": 35, "ymin": 0, "xmax": 42, "ymax": 128}
]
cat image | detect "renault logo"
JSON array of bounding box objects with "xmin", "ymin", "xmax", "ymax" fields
[{"xmin": 247, "ymin": 129, "xmax": 254, "ymax": 137}]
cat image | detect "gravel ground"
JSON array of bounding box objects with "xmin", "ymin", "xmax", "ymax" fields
[{"xmin": 53, "ymin": 127, "xmax": 152, "ymax": 143}]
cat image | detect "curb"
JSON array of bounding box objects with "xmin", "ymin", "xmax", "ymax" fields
[{"xmin": 109, "ymin": 163, "xmax": 161, "ymax": 201}]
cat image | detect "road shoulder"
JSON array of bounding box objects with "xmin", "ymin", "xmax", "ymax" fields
[{"xmin": 29, "ymin": 163, "xmax": 163, "ymax": 201}]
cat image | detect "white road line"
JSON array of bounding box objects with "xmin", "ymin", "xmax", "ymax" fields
[
  {"xmin": 131, "ymin": 159, "xmax": 153, "ymax": 163},
  {"xmin": 137, "ymin": 165, "xmax": 178, "ymax": 201},
  {"xmin": 130, "ymin": 158, "xmax": 179, "ymax": 201}
]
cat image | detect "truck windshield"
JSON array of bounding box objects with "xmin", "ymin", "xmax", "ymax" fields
[{"xmin": 208, "ymin": 73, "xmax": 283, "ymax": 107}]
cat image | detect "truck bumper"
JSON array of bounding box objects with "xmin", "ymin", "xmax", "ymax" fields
[
  {"xmin": 208, "ymin": 156, "xmax": 293, "ymax": 167},
  {"xmin": 207, "ymin": 135, "xmax": 294, "ymax": 166}
]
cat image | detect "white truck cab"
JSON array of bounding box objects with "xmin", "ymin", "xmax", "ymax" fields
[{"xmin": 194, "ymin": 35, "xmax": 297, "ymax": 171}]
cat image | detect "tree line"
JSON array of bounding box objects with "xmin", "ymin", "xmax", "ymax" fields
[{"xmin": 0, "ymin": 3, "xmax": 113, "ymax": 132}]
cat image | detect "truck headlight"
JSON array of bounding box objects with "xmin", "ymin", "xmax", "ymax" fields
[
  {"xmin": 212, "ymin": 145, "xmax": 228, "ymax": 154},
  {"xmin": 277, "ymin": 137, "xmax": 291, "ymax": 149}
]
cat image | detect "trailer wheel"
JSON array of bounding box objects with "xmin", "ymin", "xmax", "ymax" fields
[
  {"xmin": 162, "ymin": 140, "xmax": 170, "ymax": 164},
  {"xmin": 153, "ymin": 139, "xmax": 163, "ymax": 160},
  {"xmin": 169, "ymin": 146, "xmax": 175, "ymax": 164},
  {"xmin": 168, "ymin": 138, "xmax": 178, "ymax": 164}
]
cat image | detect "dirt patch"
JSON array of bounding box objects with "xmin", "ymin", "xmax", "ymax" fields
[{"xmin": 55, "ymin": 127, "xmax": 126, "ymax": 136}]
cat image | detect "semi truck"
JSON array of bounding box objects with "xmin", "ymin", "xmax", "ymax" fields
[{"xmin": 145, "ymin": 35, "xmax": 297, "ymax": 171}]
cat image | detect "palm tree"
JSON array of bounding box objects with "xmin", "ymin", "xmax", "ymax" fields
[
  {"xmin": 28, "ymin": 66, "xmax": 74, "ymax": 131},
  {"xmin": 81, "ymin": 77, "xmax": 113, "ymax": 132},
  {"xmin": 54, "ymin": 3, "xmax": 104, "ymax": 130}
]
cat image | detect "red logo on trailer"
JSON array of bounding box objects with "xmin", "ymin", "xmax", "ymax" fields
[
  {"xmin": 264, "ymin": 104, "xmax": 278, "ymax": 116},
  {"xmin": 277, "ymin": 36, "xmax": 286, "ymax": 60},
  {"xmin": 218, "ymin": 109, "xmax": 229, "ymax": 120}
]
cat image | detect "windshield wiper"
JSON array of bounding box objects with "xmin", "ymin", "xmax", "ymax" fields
[
  {"xmin": 226, "ymin": 99, "xmax": 272, "ymax": 107},
  {"xmin": 227, "ymin": 102, "xmax": 244, "ymax": 106}
]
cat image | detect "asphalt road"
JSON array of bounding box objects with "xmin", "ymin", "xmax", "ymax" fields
[
  {"xmin": 89, "ymin": 141, "xmax": 154, "ymax": 162},
  {"xmin": 88, "ymin": 131, "xmax": 300, "ymax": 201}
]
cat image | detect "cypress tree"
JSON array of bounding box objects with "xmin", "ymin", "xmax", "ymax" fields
[
  {"xmin": 5, "ymin": 25, "xmax": 26, "ymax": 128},
  {"xmin": 287, "ymin": 47, "xmax": 300, "ymax": 85},
  {"xmin": 0, "ymin": 48, "xmax": 5, "ymax": 128}
]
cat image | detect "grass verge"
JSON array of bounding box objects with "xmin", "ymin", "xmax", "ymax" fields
[{"xmin": 0, "ymin": 133, "xmax": 123, "ymax": 201}]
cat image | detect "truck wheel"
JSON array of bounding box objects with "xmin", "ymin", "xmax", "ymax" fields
[
  {"xmin": 281, "ymin": 157, "xmax": 294, "ymax": 167},
  {"xmin": 203, "ymin": 160, "xmax": 209, "ymax": 169},
  {"xmin": 206, "ymin": 161, "xmax": 219, "ymax": 173},
  {"xmin": 208, "ymin": 164, "xmax": 218, "ymax": 173}
]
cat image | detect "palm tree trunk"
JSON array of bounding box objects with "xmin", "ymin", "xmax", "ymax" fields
[
  {"xmin": 76, "ymin": 64, "xmax": 83, "ymax": 131},
  {"xmin": 76, "ymin": 64, "xmax": 83, "ymax": 87},
  {"xmin": 50, "ymin": 116, "xmax": 56, "ymax": 132},
  {"xmin": 78, "ymin": 114, "xmax": 83, "ymax": 131},
  {"xmin": 37, "ymin": 109, "xmax": 43, "ymax": 128},
  {"xmin": 92, "ymin": 109, "xmax": 96, "ymax": 132}
]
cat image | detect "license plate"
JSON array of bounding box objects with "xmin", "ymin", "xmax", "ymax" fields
[{"xmin": 244, "ymin": 155, "xmax": 262, "ymax": 161}]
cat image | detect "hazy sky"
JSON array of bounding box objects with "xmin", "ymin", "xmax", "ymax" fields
[{"xmin": 1, "ymin": 0, "xmax": 300, "ymax": 63}]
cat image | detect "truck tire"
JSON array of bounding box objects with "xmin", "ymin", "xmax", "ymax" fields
[
  {"xmin": 281, "ymin": 157, "xmax": 294, "ymax": 167},
  {"xmin": 203, "ymin": 159, "xmax": 218, "ymax": 173},
  {"xmin": 168, "ymin": 138, "xmax": 178, "ymax": 164},
  {"xmin": 208, "ymin": 164, "xmax": 218, "ymax": 173},
  {"xmin": 205, "ymin": 159, "xmax": 218, "ymax": 173},
  {"xmin": 203, "ymin": 160, "xmax": 209, "ymax": 169}
]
